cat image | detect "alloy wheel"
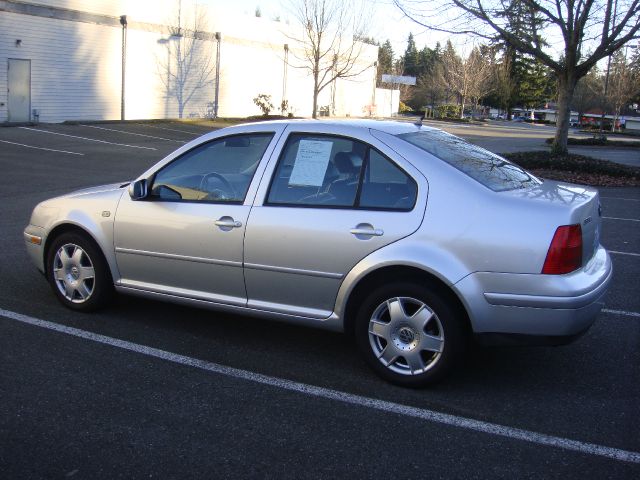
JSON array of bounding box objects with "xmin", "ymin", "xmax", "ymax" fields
[
  {"xmin": 52, "ymin": 243, "xmax": 96, "ymax": 303},
  {"xmin": 368, "ymin": 296, "xmax": 444, "ymax": 375}
]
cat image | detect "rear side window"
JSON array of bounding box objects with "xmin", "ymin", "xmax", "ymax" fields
[
  {"xmin": 360, "ymin": 150, "xmax": 417, "ymax": 210},
  {"xmin": 398, "ymin": 130, "xmax": 541, "ymax": 192},
  {"xmin": 267, "ymin": 133, "xmax": 416, "ymax": 211}
]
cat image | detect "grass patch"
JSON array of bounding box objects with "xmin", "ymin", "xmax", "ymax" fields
[
  {"xmin": 544, "ymin": 137, "xmax": 640, "ymax": 147},
  {"xmin": 502, "ymin": 151, "xmax": 640, "ymax": 187}
]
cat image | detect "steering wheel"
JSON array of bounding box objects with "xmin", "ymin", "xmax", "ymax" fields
[{"xmin": 199, "ymin": 172, "xmax": 236, "ymax": 200}]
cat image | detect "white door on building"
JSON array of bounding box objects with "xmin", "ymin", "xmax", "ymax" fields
[{"xmin": 8, "ymin": 59, "xmax": 31, "ymax": 122}]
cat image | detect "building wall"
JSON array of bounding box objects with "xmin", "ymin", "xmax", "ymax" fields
[
  {"xmin": 0, "ymin": 0, "xmax": 393, "ymax": 122},
  {"xmin": 0, "ymin": 9, "xmax": 123, "ymax": 122},
  {"xmin": 626, "ymin": 119, "xmax": 640, "ymax": 132}
]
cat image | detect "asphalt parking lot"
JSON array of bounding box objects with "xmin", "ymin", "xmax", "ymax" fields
[
  {"xmin": 1, "ymin": 121, "xmax": 639, "ymax": 478},
  {"xmin": 423, "ymin": 119, "xmax": 640, "ymax": 167}
]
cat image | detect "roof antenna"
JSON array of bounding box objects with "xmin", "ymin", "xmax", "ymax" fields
[{"xmin": 415, "ymin": 110, "xmax": 425, "ymax": 127}]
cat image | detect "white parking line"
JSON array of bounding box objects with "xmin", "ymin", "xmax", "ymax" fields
[
  {"xmin": 1, "ymin": 307, "xmax": 639, "ymax": 465},
  {"xmin": 19, "ymin": 127, "xmax": 156, "ymax": 150},
  {"xmin": 602, "ymin": 309, "xmax": 640, "ymax": 318},
  {"xmin": 79, "ymin": 124, "xmax": 183, "ymax": 143},
  {"xmin": 140, "ymin": 123, "xmax": 203, "ymax": 135},
  {"xmin": 609, "ymin": 250, "xmax": 640, "ymax": 257},
  {"xmin": 0, "ymin": 139, "xmax": 83, "ymax": 156},
  {"xmin": 603, "ymin": 216, "xmax": 640, "ymax": 223}
]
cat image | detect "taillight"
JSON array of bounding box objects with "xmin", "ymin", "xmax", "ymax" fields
[{"xmin": 542, "ymin": 224, "xmax": 583, "ymax": 274}]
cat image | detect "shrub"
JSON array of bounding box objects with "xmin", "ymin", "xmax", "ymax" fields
[
  {"xmin": 280, "ymin": 99, "xmax": 290, "ymax": 116},
  {"xmin": 253, "ymin": 94, "xmax": 274, "ymax": 116},
  {"xmin": 503, "ymin": 151, "xmax": 639, "ymax": 177},
  {"xmin": 436, "ymin": 104, "xmax": 461, "ymax": 118},
  {"xmin": 398, "ymin": 101, "xmax": 413, "ymax": 113}
]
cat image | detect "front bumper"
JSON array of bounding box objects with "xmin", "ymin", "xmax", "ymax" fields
[{"xmin": 454, "ymin": 246, "xmax": 612, "ymax": 342}]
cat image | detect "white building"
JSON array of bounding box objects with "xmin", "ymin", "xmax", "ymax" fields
[{"xmin": 0, "ymin": 0, "xmax": 396, "ymax": 123}]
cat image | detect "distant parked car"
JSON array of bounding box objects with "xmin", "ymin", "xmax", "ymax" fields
[{"xmin": 24, "ymin": 120, "xmax": 611, "ymax": 386}]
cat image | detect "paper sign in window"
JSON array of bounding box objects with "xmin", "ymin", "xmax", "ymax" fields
[{"xmin": 288, "ymin": 140, "xmax": 333, "ymax": 187}]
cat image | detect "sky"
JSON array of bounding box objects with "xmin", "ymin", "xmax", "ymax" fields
[
  {"xmin": 201, "ymin": 0, "xmax": 628, "ymax": 65},
  {"xmin": 202, "ymin": 0, "xmax": 459, "ymax": 58}
]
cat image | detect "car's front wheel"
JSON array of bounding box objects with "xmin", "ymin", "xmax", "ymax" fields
[
  {"xmin": 46, "ymin": 232, "xmax": 113, "ymax": 311},
  {"xmin": 355, "ymin": 283, "xmax": 465, "ymax": 387}
]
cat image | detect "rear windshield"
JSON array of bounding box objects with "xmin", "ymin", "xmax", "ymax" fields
[{"xmin": 398, "ymin": 130, "xmax": 541, "ymax": 192}]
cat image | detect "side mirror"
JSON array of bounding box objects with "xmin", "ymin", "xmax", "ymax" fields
[{"xmin": 129, "ymin": 179, "xmax": 148, "ymax": 200}]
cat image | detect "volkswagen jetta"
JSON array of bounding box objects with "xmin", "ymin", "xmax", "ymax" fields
[{"xmin": 24, "ymin": 120, "xmax": 612, "ymax": 386}]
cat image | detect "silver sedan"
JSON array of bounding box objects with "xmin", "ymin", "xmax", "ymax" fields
[{"xmin": 24, "ymin": 120, "xmax": 612, "ymax": 386}]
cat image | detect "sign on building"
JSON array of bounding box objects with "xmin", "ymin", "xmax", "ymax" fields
[{"xmin": 381, "ymin": 74, "xmax": 416, "ymax": 86}]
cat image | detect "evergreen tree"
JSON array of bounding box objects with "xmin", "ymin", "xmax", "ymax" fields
[
  {"xmin": 402, "ymin": 33, "xmax": 419, "ymax": 77},
  {"xmin": 492, "ymin": 0, "xmax": 548, "ymax": 114},
  {"xmin": 515, "ymin": 58, "xmax": 555, "ymax": 109},
  {"xmin": 377, "ymin": 40, "xmax": 394, "ymax": 87},
  {"xmin": 417, "ymin": 46, "xmax": 437, "ymax": 79}
]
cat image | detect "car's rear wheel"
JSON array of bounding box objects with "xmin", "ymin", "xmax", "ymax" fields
[
  {"xmin": 46, "ymin": 232, "xmax": 113, "ymax": 311},
  {"xmin": 355, "ymin": 282, "xmax": 465, "ymax": 387}
]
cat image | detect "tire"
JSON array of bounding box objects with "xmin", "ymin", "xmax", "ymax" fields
[
  {"xmin": 46, "ymin": 232, "xmax": 114, "ymax": 312},
  {"xmin": 354, "ymin": 282, "xmax": 465, "ymax": 387}
]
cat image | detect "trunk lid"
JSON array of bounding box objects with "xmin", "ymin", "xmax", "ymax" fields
[{"xmin": 502, "ymin": 180, "xmax": 602, "ymax": 268}]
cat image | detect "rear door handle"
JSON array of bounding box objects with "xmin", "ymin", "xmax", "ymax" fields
[
  {"xmin": 215, "ymin": 216, "xmax": 242, "ymax": 229},
  {"xmin": 350, "ymin": 223, "xmax": 384, "ymax": 238},
  {"xmin": 350, "ymin": 228, "xmax": 384, "ymax": 236}
]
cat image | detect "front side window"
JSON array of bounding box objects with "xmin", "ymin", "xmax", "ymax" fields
[
  {"xmin": 267, "ymin": 133, "xmax": 417, "ymax": 211},
  {"xmin": 150, "ymin": 133, "xmax": 274, "ymax": 203}
]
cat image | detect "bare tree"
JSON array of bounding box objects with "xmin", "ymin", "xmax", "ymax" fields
[
  {"xmin": 467, "ymin": 48, "xmax": 496, "ymax": 111},
  {"xmin": 493, "ymin": 54, "xmax": 517, "ymax": 114},
  {"xmin": 606, "ymin": 49, "xmax": 640, "ymax": 129},
  {"xmin": 286, "ymin": 0, "xmax": 372, "ymax": 118},
  {"xmin": 571, "ymin": 66, "xmax": 600, "ymax": 122},
  {"xmin": 157, "ymin": 4, "xmax": 216, "ymax": 119},
  {"xmin": 440, "ymin": 45, "xmax": 494, "ymax": 118},
  {"xmin": 395, "ymin": 0, "xmax": 640, "ymax": 154}
]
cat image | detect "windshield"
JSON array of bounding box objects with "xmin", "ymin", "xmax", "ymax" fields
[{"xmin": 398, "ymin": 130, "xmax": 542, "ymax": 192}]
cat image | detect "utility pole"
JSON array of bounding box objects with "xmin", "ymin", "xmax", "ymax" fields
[
  {"xmin": 120, "ymin": 15, "xmax": 127, "ymax": 121},
  {"xmin": 598, "ymin": 0, "xmax": 618, "ymax": 138},
  {"xmin": 282, "ymin": 44, "xmax": 289, "ymax": 115},
  {"xmin": 214, "ymin": 32, "xmax": 221, "ymax": 118}
]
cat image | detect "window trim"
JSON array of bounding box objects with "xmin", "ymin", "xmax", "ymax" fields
[
  {"xmin": 146, "ymin": 131, "xmax": 276, "ymax": 205},
  {"xmin": 264, "ymin": 132, "xmax": 418, "ymax": 212}
]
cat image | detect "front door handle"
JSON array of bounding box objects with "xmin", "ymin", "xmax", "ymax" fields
[
  {"xmin": 350, "ymin": 223, "xmax": 384, "ymax": 239},
  {"xmin": 215, "ymin": 216, "xmax": 242, "ymax": 230}
]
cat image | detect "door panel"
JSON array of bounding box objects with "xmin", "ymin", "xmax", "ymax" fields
[
  {"xmin": 244, "ymin": 207, "xmax": 423, "ymax": 316},
  {"xmin": 8, "ymin": 59, "xmax": 30, "ymax": 122},
  {"xmin": 113, "ymin": 132, "xmax": 276, "ymax": 305},
  {"xmin": 244, "ymin": 129, "xmax": 427, "ymax": 317},
  {"xmin": 114, "ymin": 197, "xmax": 249, "ymax": 305}
]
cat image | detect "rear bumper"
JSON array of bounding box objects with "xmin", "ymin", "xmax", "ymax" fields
[
  {"xmin": 454, "ymin": 246, "xmax": 612, "ymax": 342},
  {"xmin": 474, "ymin": 327, "xmax": 591, "ymax": 347}
]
